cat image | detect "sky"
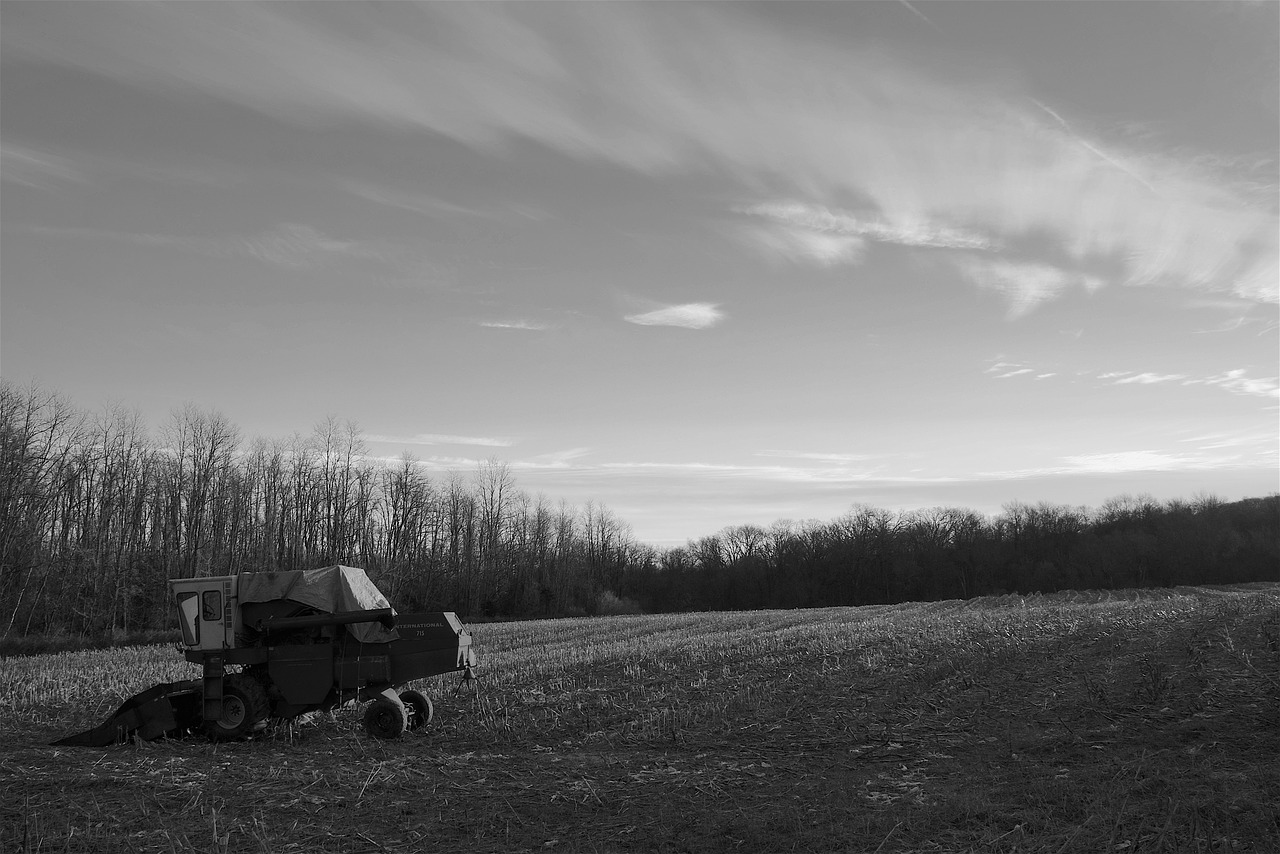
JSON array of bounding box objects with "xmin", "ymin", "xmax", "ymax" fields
[{"xmin": 1, "ymin": 1, "xmax": 1277, "ymax": 547}]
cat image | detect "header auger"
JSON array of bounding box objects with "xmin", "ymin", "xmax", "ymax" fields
[{"xmin": 54, "ymin": 565, "xmax": 477, "ymax": 746}]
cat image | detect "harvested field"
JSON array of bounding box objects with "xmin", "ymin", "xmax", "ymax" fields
[{"xmin": 3, "ymin": 585, "xmax": 1279, "ymax": 853}]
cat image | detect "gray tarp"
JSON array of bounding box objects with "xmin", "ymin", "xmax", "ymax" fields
[{"xmin": 238, "ymin": 565, "xmax": 397, "ymax": 643}]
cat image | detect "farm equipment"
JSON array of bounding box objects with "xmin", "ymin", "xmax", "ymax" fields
[{"xmin": 53, "ymin": 565, "xmax": 476, "ymax": 746}]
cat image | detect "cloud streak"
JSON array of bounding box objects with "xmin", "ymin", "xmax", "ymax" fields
[
  {"xmin": 595, "ymin": 461, "xmax": 915, "ymax": 485},
  {"xmin": 239, "ymin": 224, "xmax": 392, "ymax": 270},
  {"xmin": 1113, "ymin": 372, "xmax": 1186, "ymax": 386},
  {"xmin": 23, "ymin": 222, "xmax": 418, "ymax": 277},
  {"xmin": 978, "ymin": 448, "xmax": 1254, "ymax": 480},
  {"xmin": 0, "ymin": 143, "xmax": 83, "ymax": 189},
  {"xmin": 343, "ymin": 180, "xmax": 491, "ymax": 220},
  {"xmin": 479, "ymin": 320, "xmax": 549, "ymax": 331},
  {"xmin": 755, "ymin": 450, "xmax": 881, "ymax": 463},
  {"xmin": 1027, "ymin": 99, "xmax": 1159, "ymax": 195},
  {"xmin": 738, "ymin": 201, "xmax": 996, "ymax": 271},
  {"xmin": 743, "ymin": 224, "xmax": 866, "ymax": 267},
  {"xmin": 1199, "ymin": 370, "xmax": 1280, "ymax": 400},
  {"xmin": 744, "ymin": 201, "xmax": 997, "ymax": 254},
  {"xmin": 365, "ymin": 433, "xmax": 514, "ymax": 448},
  {"xmin": 959, "ymin": 258, "xmax": 1104, "ymax": 318},
  {"xmin": 624, "ymin": 303, "xmax": 723, "ymax": 329},
  {"xmin": 988, "ymin": 359, "xmax": 1279, "ymax": 400}
]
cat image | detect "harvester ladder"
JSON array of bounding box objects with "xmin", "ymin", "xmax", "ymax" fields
[{"xmin": 202, "ymin": 654, "xmax": 225, "ymax": 722}]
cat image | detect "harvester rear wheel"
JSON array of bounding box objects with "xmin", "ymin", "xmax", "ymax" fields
[
  {"xmin": 399, "ymin": 689, "xmax": 434, "ymax": 730},
  {"xmin": 205, "ymin": 673, "xmax": 270, "ymax": 741},
  {"xmin": 364, "ymin": 697, "xmax": 409, "ymax": 739}
]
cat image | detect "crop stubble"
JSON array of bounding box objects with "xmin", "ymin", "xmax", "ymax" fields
[{"xmin": 2, "ymin": 584, "xmax": 1277, "ymax": 853}]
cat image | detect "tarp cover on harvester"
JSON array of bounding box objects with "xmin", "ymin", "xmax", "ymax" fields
[{"xmin": 239, "ymin": 565, "xmax": 397, "ymax": 643}]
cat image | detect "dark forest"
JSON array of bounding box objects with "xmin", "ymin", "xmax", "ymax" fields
[{"xmin": 2, "ymin": 380, "xmax": 1276, "ymax": 639}]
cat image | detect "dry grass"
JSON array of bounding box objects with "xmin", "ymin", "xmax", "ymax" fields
[{"xmin": 2, "ymin": 584, "xmax": 1278, "ymax": 853}]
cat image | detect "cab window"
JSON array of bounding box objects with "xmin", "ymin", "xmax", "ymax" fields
[
  {"xmin": 177, "ymin": 593, "xmax": 200, "ymax": 645},
  {"xmin": 201, "ymin": 590, "xmax": 222, "ymax": 622}
]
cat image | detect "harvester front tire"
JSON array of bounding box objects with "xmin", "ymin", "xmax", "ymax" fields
[
  {"xmin": 205, "ymin": 674, "xmax": 270, "ymax": 741},
  {"xmin": 364, "ymin": 697, "xmax": 409, "ymax": 739},
  {"xmin": 400, "ymin": 689, "xmax": 434, "ymax": 730}
]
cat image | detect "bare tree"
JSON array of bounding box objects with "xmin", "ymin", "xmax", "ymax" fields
[{"xmin": 0, "ymin": 382, "xmax": 88, "ymax": 637}]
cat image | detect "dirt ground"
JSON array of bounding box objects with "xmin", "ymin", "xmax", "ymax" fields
[{"xmin": 4, "ymin": 588, "xmax": 1278, "ymax": 853}]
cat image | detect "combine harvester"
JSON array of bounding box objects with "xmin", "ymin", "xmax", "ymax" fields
[{"xmin": 54, "ymin": 565, "xmax": 477, "ymax": 746}]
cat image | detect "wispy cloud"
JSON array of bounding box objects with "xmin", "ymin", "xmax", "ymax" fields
[
  {"xmin": 3, "ymin": 143, "xmax": 245, "ymax": 192},
  {"xmin": 5, "ymin": 4, "xmax": 1274, "ymax": 304},
  {"xmin": 479, "ymin": 320, "xmax": 549, "ymax": 331},
  {"xmin": 1191, "ymin": 316, "xmax": 1274, "ymax": 336},
  {"xmin": 742, "ymin": 202, "xmax": 998, "ymax": 265},
  {"xmin": 988, "ymin": 358, "xmax": 1279, "ymax": 400},
  {"xmin": 896, "ymin": 0, "xmax": 942, "ymax": 32},
  {"xmin": 742, "ymin": 225, "xmax": 866, "ymax": 267},
  {"xmin": 981, "ymin": 449, "xmax": 1235, "ymax": 479},
  {"xmin": 1028, "ymin": 99, "xmax": 1159, "ymax": 195},
  {"xmin": 0, "ymin": 143, "xmax": 83, "ymax": 188},
  {"xmin": 23, "ymin": 222, "xmax": 413, "ymax": 275},
  {"xmin": 1101, "ymin": 368, "xmax": 1277, "ymax": 399},
  {"xmin": 756, "ymin": 450, "xmax": 880, "ymax": 463},
  {"xmin": 343, "ymin": 180, "xmax": 490, "ymax": 219},
  {"xmin": 591, "ymin": 459, "xmax": 939, "ymax": 485},
  {"xmin": 624, "ymin": 303, "xmax": 723, "ymax": 329},
  {"xmin": 25, "ymin": 224, "xmax": 205, "ymax": 251},
  {"xmin": 986, "ymin": 362, "xmax": 1036, "ymax": 379},
  {"xmin": 1198, "ymin": 370, "xmax": 1280, "ymax": 400},
  {"xmin": 597, "ymin": 461, "xmax": 833, "ymax": 483},
  {"xmin": 517, "ymin": 448, "xmax": 594, "ymax": 468},
  {"xmin": 1061, "ymin": 451, "xmax": 1214, "ymax": 474},
  {"xmin": 365, "ymin": 433, "xmax": 514, "ymax": 448},
  {"xmin": 239, "ymin": 224, "xmax": 392, "ymax": 270},
  {"xmin": 958, "ymin": 257, "xmax": 1105, "ymax": 318},
  {"xmin": 1179, "ymin": 428, "xmax": 1279, "ymax": 455},
  {"xmin": 1114, "ymin": 372, "xmax": 1188, "ymax": 386}
]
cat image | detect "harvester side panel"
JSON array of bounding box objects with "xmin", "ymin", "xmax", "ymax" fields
[
  {"xmin": 266, "ymin": 645, "xmax": 335, "ymax": 705},
  {"xmin": 335, "ymin": 653, "xmax": 393, "ymax": 690}
]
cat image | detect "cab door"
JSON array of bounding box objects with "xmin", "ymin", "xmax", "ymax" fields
[{"xmin": 172, "ymin": 576, "xmax": 238, "ymax": 650}]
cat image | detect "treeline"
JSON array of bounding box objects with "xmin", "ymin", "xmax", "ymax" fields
[
  {"xmin": 617, "ymin": 495, "xmax": 1279, "ymax": 613},
  {"xmin": 0, "ymin": 381, "xmax": 652, "ymax": 638},
  {"xmin": 1, "ymin": 380, "xmax": 1277, "ymax": 638}
]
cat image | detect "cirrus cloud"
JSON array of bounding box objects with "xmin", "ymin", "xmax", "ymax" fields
[
  {"xmin": 365, "ymin": 433, "xmax": 514, "ymax": 448},
  {"xmin": 737, "ymin": 198, "xmax": 1000, "ymax": 270},
  {"xmin": 5, "ymin": 3, "xmax": 1275, "ymax": 304},
  {"xmin": 0, "ymin": 143, "xmax": 83, "ymax": 189},
  {"xmin": 958, "ymin": 258, "xmax": 1106, "ymax": 318}
]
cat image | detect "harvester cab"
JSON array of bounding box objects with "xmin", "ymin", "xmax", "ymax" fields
[
  {"xmin": 54, "ymin": 565, "xmax": 477, "ymax": 747},
  {"xmin": 172, "ymin": 575, "xmax": 238, "ymax": 651}
]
